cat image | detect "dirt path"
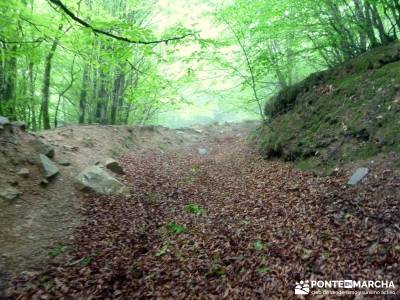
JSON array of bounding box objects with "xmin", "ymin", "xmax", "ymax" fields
[{"xmin": 6, "ymin": 124, "xmax": 400, "ymax": 299}]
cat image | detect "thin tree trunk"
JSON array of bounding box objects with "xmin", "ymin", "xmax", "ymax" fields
[
  {"xmin": 28, "ymin": 62, "xmax": 37, "ymax": 131},
  {"xmin": 95, "ymin": 69, "xmax": 107, "ymax": 124},
  {"xmin": 110, "ymin": 70, "xmax": 125, "ymax": 125},
  {"xmin": 79, "ymin": 65, "xmax": 89, "ymax": 123},
  {"xmin": 41, "ymin": 37, "xmax": 60, "ymax": 130},
  {"xmin": 1, "ymin": 45, "xmax": 17, "ymax": 119}
]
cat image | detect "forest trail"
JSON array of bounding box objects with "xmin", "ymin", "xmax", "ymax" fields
[{"xmin": 5, "ymin": 122, "xmax": 400, "ymax": 299}]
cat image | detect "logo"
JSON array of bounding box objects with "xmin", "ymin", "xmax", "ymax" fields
[
  {"xmin": 294, "ymin": 279, "xmax": 396, "ymax": 296},
  {"xmin": 295, "ymin": 280, "xmax": 310, "ymax": 295}
]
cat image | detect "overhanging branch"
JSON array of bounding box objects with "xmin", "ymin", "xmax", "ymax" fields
[{"xmin": 47, "ymin": 0, "xmax": 196, "ymax": 45}]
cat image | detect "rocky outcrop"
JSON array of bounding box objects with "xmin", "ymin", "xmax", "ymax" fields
[{"xmin": 75, "ymin": 166, "xmax": 129, "ymax": 196}]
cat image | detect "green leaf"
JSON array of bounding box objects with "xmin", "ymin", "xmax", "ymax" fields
[
  {"xmin": 167, "ymin": 222, "xmax": 187, "ymax": 234},
  {"xmin": 254, "ymin": 240, "xmax": 264, "ymax": 251},
  {"xmin": 185, "ymin": 203, "xmax": 204, "ymax": 216},
  {"xmin": 155, "ymin": 243, "xmax": 169, "ymax": 257},
  {"xmin": 257, "ymin": 266, "xmax": 271, "ymax": 274}
]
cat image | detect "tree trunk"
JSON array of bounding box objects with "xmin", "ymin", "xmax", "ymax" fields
[
  {"xmin": 79, "ymin": 65, "xmax": 89, "ymax": 123},
  {"xmin": 28, "ymin": 62, "xmax": 37, "ymax": 131},
  {"xmin": 370, "ymin": 2, "xmax": 392, "ymax": 44},
  {"xmin": 95, "ymin": 69, "xmax": 107, "ymax": 124},
  {"xmin": 110, "ymin": 71, "xmax": 125, "ymax": 125},
  {"xmin": 364, "ymin": 2, "xmax": 379, "ymax": 47},
  {"xmin": 41, "ymin": 37, "xmax": 60, "ymax": 130},
  {"xmin": 1, "ymin": 45, "xmax": 17, "ymax": 119}
]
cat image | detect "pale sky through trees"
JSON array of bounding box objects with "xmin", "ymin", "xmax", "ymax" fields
[{"xmin": 150, "ymin": 0, "xmax": 253, "ymax": 127}]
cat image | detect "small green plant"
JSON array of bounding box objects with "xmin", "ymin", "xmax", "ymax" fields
[
  {"xmin": 241, "ymin": 218, "xmax": 251, "ymax": 225},
  {"xmin": 48, "ymin": 244, "xmax": 65, "ymax": 258},
  {"xmin": 167, "ymin": 222, "xmax": 187, "ymax": 234},
  {"xmin": 185, "ymin": 203, "xmax": 204, "ymax": 216},
  {"xmin": 257, "ymin": 266, "xmax": 271, "ymax": 274},
  {"xmin": 110, "ymin": 146, "xmax": 123, "ymax": 158},
  {"xmin": 155, "ymin": 241, "xmax": 170, "ymax": 257},
  {"xmin": 82, "ymin": 136, "xmax": 94, "ymax": 147},
  {"xmin": 190, "ymin": 165, "xmax": 200, "ymax": 173},
  {"xmin": 209, "ymin": 264, "xmax": 225, "ymax": 277},
  {"xmin": 80, "ymin": 256, "xmax": 92, "ymax": 266},
  {"xmin": 254, "ymin": 240, "xmax": 264, "ymax": 251},
  {"xmin": 143, "ymin": 192, "xmax": 159, "ymax": 204}
]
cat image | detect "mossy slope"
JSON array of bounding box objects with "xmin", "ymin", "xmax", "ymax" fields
[{"xmin": 252, "ymin": 42, "xmax": 400, "ymax": 173}]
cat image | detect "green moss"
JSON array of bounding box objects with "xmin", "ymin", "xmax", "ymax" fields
[
  {"xmin": 255, "ymin": 42, "xmax": 400, "ymax": 170},
  {"xmin": 295, "ymin": 157, "xmax": 321, "ymax": 171},
  {"xmin": 349, "ymin": 143, "xmax": 380, "ymax": 160}
]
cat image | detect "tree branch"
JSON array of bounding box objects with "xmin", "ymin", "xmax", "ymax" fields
[
  {"xmin": 47, "ymin": 0, "xmax": 196, "ymax": 45},
  {"xmin": 0, "ymin": 35, "xmax": 43, "ymax": 44}
]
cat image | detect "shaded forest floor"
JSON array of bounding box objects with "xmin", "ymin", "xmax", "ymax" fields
[{"xmin": 5, "ymin": 123, "xmax": 400, "ymax": 299}]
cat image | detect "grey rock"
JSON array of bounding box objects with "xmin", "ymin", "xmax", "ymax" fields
[
  {"xmin": 0, "ymin": 116, "xmax": 10, "ymax": 125},
  {"xmin": 0, "ymin": 186, "xmax": 21, "ymax": 201},
  {"xmin": 75, "ymin": 166, "xmax": 129, "ymax": 196},
  {"xmin": 197, "ymin": 148, "xmax": 208, "ymax": 155},
  {"xmin": 103, "ymin": 158, "xmax": 124, "ymax": 174},
  {"xmin": 17, "ymin": 168, "xmax": 30, "ymax": 178},
  {"xmin": 0, "ymin": 116, "xmax": 11, "ymax": 133},
  {"xmin": 62, "ymin": 145, "xmax": 79, "ymax": 152},
  {"xmin": 38, "ymin": 154, "xmax": 59, "ymax": 179},
  {"xmin": 29, "ymin": 139, "xmax": 55, "ymax": 158},
  {"xmin": 347, "ymin": 167, "xmax": 369, "ymax": 185},
  {"xmin": 11, "ymin": 121, "xmax": 26, "ymax": 131}
]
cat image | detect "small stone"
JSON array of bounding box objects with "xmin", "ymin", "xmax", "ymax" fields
[
  {"xmin": 38, "ymin": 154, "xmax": 59, "ymax": 179},
  {"xmin": 17, "ymin": 168, "xmax": 30, "ymax": 178},
  {"xmin": 62, "ymin": 145, "xmax": 79, "ymax": 152},
  {"xmin": 59, "ymin": 160, "xmax": 71, "ymax": 166},
  {"xmin": 0, "ymin": 186, "xmax": 21, "ymax": 201},
  {"xmin": 198, "ymin": 148, "xmax": 208, "ymax": 155},
  {"xmin": 347, "ymin": 168, "xmax": 369, "ymax": 186},
  {"xmin": 40, "ymin": 179, "xmax": 49, "ymax": 186}
]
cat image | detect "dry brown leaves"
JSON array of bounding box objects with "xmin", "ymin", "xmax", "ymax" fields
[{"xmin": 6, "ymin": 131, "xmax": 400, "ymax": 299}]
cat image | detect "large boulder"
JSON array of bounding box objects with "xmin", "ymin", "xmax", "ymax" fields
[
  {"xmin": 75, "ymin": 166, "xmax": 129, "ymax": 196},
  {"xmin": 29, "ymin": 139, "xmax": 55, "ymax": 158},
  {"xmin": 39, "ymin": 154, "xmax": 59, "ymax": 179}
]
